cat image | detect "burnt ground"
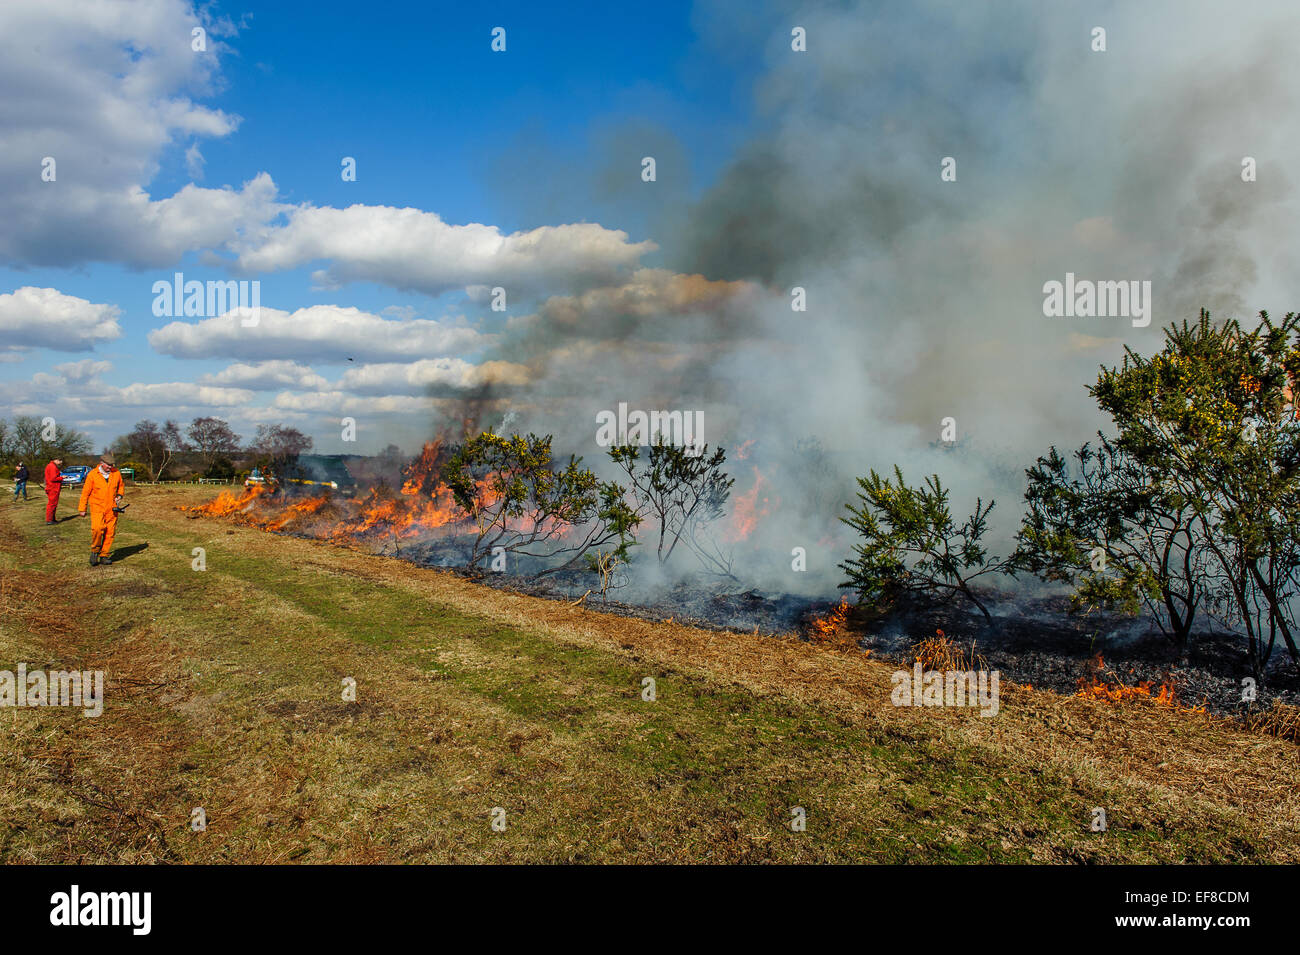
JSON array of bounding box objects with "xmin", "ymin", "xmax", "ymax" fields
[
  {"xmin": 864, "ymin": 593, "xmax": 1300, "ymax": 715},
  {"xmin": 400, "ymin": 540, "xmax": 1300, "ymax": 716}
]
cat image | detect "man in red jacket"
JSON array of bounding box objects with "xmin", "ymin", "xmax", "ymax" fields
[{"xmin": 43, "ymin": 457, "xmax": 64, "ymax": 524}]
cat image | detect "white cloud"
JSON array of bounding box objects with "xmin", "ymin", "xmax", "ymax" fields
[
  {"xmin": 56, "ymin": 358, "xmax": 114, "ymax": 383},
  {"xmin": 0, "ymin": 0, "xmax": 278, "ymax": 267},
  {"xmin": 234, "ymin": 205, "xmax": 656, "ymax": 296},
  {"xmin": 114, "ymin": 382, "xmax": 253, "ymax": 407},
  {"xmin": 0, "ymin": 287, "xmax": 123, "ymax": 352},
  {"xmin": 270, "ymin": 390, "xmax": 429, "ymax": 415},
  {"xmin": 149, "ymin": 304, "xmax": 489, "ymax": 363},
  {"xmin": 200, "ymin": 360, "xmax": 330, "ymax": 391},
  {"xmin": 185, "ymin": 143, "xmax": 206, "ymax": 180},
  {"xmin": 0, "ymin": 2, "xmax": 655, "ymax": 296}
]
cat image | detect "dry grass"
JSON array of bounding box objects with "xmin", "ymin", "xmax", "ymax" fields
[
  {"xmin": 1, "ymin": 484, "xmax": 1298, "ymax": 863},
  {"xmin": 1242, "ymin": 700, "xmax": 1300, "ymax": 744},
  {"xmin": 910, "ymin": 630, "xmax": 989, "ymax": 673}
]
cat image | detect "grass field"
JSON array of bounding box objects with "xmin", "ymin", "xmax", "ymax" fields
[{"xmin": 1, "ymin": 484, "xmax": 1297, "ymax": 863}]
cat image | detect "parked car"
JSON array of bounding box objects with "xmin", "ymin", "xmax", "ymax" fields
[{"xmin": 59, "ymin": 465, "xmax": 91, "ymax": 487}]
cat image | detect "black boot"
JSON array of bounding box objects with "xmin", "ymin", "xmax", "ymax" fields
[
  {"xmin": 89, "ymin": 553, "xmax": 100, "ymax": 566},
  {"xmin": 99, "ymin": 554, "xmax": 113, "ymax": 565}
]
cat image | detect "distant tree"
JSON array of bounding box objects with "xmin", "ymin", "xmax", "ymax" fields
[
  {"xmin": 187, "ymin": 416, "xmax": 241, "ymax": 470},
  {"xmin": 10, "ymin": 415, "xmax": 43, "ymax": 460},
  {"xmin": 205, "ymin": 456, "xmax": 236, "ymax": 481},
  {"xmin": 125, "ymin": 420, "xmax": 165, "ymax": 480},
  {"xmin": 158, "ymin": 420, "xmax": 187, "ymax": 481},
  {"xmin": 8, "ymin": 415, "xmax": 90, "ymax": 462},
  {"xmin": 123, "ymin": 418, "xmax": 188, "ymax": 481},
  {"xmin": 46, "ymin": 422, "xmax": 92, "ymax": 460},
  {"xmin": 109, "ymin": 435, "xmax": 131, "ymax": 459},
  {"xmin": 251, "ymin": 424, "xmax": 313, "ymax": 473}
]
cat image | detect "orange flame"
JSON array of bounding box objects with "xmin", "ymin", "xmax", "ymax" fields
[
  {"xmin": 727, "ymin": 466, "xmax": 772, "ymax": 541},
  {"xmin": 185, "ymin": 436, "xmax": 572, "ymax": 546},
  {"xmin": 1075, "ymin": 653, "xmax": 1205, "ymax": 712},
  {"xmin": 189, "ymin": 485, "xmax": 265, "ymax": 518},
  {"xmin": 807, "ymin": 596, "xmax": 865, "ymax": 653}
]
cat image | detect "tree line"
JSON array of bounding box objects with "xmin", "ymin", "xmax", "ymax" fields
[
  {"xmin": 109, "ymin": 417, "xmax": 314, "ymax": 481},
  {"xmin": 0, "ymin": 415, "xmax": 93, "ymax": 465},
  {"xmin": 0, "ymin": 414, "xmax": 313, "ymax": 482}
]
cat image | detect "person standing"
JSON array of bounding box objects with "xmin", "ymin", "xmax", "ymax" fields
[
  {"xmin": 12, "ymin": 462, "xmax": 28, "ymax": 502},
  {"xmin": 43, "ymin": 457, "xmax": 64, "ymax": 524},
  {"xmin": 78, "ymin": 452, "xmax": 125, "ymax": 566}
]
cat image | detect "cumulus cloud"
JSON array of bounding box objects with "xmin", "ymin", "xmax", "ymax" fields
[
  {"xmin": 269, "ymin": 390, "xmax": 429, "ymax": 415},
  {"xmin": 0, "ymin": 287, "xmax": 123, "ymax": 353},
  {"xmin": 0, "ymin": 0, "xmax": 657, "ymax": 299},
  {"xmin": 149, "ymin": 304, "xmax": 489, "ymax": 363},
  {"xmin": 114, "ymin": 382, "xmax": 253, "ymax": 407},
  {"xmin": 200, "ymin": 360, "xmax": 330, "ymax": 392},
  {"xmin": 0, "ymin": 0, "xmax": 280, "ymax": 267},
  {"xmin": 56, "ymin": 359, "xmax": 114, "ymax": 383},
  {"xmin": 18, "ymin": 358, "xmax": 252, "ymax": 432},
  {"xmin": 234, "ymin": 205, "xmax": 656, "ymax": 296}
]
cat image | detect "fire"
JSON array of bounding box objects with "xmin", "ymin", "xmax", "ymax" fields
[
  {"xmin": 189, "ymin": 485, "xmax": 265, "ymax": 518},
  {"xmin": 184, "ymin": 438, "xmax": 542, "ymax": 546},
  {"xmin": 1074, "ymin": 653, "xmax": 1204, "ymax": 711},
  {"xmin": 811, "ymin": 596, "xmax": 850, "ymax": 637},
  {"xmin": 400, "ymin": 440, "xmax": 445, "ymax": 498},
  {"xmin": 807, "ymin": 596, "xmax": 864, "ymax": 653},
  {"xmin": 911, "ymin": 629, "xmax": 987, "ymax": 672},
  {"xmin": 264, "ymin": 494, "xmax": 330, "ymax": 532},
  {"xmin": 727, "ymin": 466, "xmax": 772, "ymax": 541}
]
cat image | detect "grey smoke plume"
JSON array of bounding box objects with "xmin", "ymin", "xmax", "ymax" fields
[{"xmin": 445, "ymin": 0, "xmax": 1300, "ymax": 594}]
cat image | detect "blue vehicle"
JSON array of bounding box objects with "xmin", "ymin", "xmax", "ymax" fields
[{"xmin": 59, "ymin": 466, "xmax": 91, "ymax": 486}]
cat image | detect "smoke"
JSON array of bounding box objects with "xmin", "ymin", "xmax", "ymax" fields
[{"xmin": 430, "ymin": 0, "xmax": 1300, "ymax": 595}]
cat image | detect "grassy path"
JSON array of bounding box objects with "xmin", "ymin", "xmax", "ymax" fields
[{"xmin": 0, "ymin": 485, "xmax": 1296, "ymax": 863}]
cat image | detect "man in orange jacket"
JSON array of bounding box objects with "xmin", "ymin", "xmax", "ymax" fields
[{"xmin": 78, "ymin": 451, "xmax": 125, "ymax": 566}]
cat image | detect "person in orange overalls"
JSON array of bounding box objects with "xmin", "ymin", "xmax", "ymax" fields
[
  {"xmin": 43, "ymin": 457, "xmax": 64, "ymax": 524},
  {"xmin": 78, "ymin": 452, "xmax": 125, "ymax": 566}
]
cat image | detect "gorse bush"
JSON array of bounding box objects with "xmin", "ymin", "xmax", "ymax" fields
[
  {"xmin": 844, "ymin": 310, "xmax": 1300, "ymax": 684},
  {"xmin": 839, "ymin": 466, "xmax": 1007, "ymax": 621},
  {"xmin": 1018, "ymin": 311, "xmax": 1300, "ymax": 677},
  {"xmin": 441, "ymin": 431, "xmax": 639, "ymax": 575}
]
